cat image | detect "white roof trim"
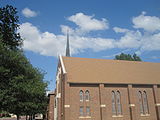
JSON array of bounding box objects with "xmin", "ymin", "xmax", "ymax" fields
[{"xmin": 59, "ymin": 55, "xmax": 67, "ymax": 74}]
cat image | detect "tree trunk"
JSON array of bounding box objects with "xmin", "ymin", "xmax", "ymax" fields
[
  {"xmin": 43, "ymin": 114, "xmax": 46, "ymax": 120},
  {"xmin": 29, "ymin": 115, "xmax": 31, "ymax": 120},
  {"xmin": 26, "ymin": 115, "xmax": 28, "ymax": 120},
  {"xmin": 33, "ymin": 114, "xmax": 35, "ymax": 120},
  {"xmin": 17, "ymin": 114, "xmax": 19, "ymax": 120}
]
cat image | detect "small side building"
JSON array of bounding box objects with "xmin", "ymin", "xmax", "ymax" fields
[{"xmin": 48, "ymin": 91, "xmax": 55, "ymax": 120}]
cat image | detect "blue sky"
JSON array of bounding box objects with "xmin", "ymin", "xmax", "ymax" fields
[{"xmin": 1, "ymin": 0, "xmax": 160, "ymax": 91}]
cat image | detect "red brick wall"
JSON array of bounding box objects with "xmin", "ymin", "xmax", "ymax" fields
[
  {"xmin": 103, "ymin": 85, "xmax": 131, "ymax": 120},
  {"xmin": 62, "ymin": 82, "xmax": 159, "ymax": 120},
  {"xmin": 132, "ymin": 86, "xmax": 157, "ymax": 120},
  {"xmin": 48, "ymin": 94, "xmax": 55, "ymax": 120},
  {"xmin": 69, "ymin": 84, "xmax": 101, "ymax": 120}
]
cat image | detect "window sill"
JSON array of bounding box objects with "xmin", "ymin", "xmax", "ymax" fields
[
  {"xmin": 140, "ymin": 114, "xmax": 150, "ymax": 117},
  {"xmin": 112, "ymin": 115, "xmax": 123, "ymax": 117},
  {"xmin": 79, "ymin": 116, "xmax": 91, "ymax": 119}
]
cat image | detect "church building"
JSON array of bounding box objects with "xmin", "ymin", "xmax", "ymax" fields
[{"xmin": 47, "ymin": 33, "xmax": 160, "ymax": 120}]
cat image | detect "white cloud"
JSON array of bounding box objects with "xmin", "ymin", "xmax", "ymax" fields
[
  {"xmin": 113, "ymin": 27, "xmax": 129, "ymax": 33},
  {"xmin": 140, "ymin": 32, "xmax": 160, "ymax": 51},
  {"xmin": 68, "ymin": 13, "xmax": 109, "ymax": 33},
  {"xmin": 114, "ymin": 27, "xmax": 160, "ymax": 52},
  {"xmin": 18, "ymin": 12, "xmax": 160, "ymax": 57},
  {"xmin": 22, "ymin": 8, "xmax": 37, "ymax": 18},
  {"xmin": 60, "ymin": 25, "xmax": 75, "ymax": 35},
  {"xmin": 18, "ymin": 22, "xmax": 115, "ymax": 57},
  {"xmin": 132, "ymin": 12, "xmax": 160, "ymax": 32},
  {"xmin": 116, "ymin": 30, "xmax": 142, "ymax": 48},
  {"xmin": 151, "ymin": 56, "xmax": 160, "ymax": 59},
  {"xmin": 103, "ymin": 49, "xmax": 132, "ymax": 58},
  {"xmin": 19, "ymin": 22, "xmax": 65, "ymax": 56}
]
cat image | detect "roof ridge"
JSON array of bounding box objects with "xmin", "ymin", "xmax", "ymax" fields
[{"xmin": 62, "ymin": 56, "xmax": 160, "ymax": 64}]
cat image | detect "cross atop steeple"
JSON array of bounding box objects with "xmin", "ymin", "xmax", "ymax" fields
[{"xmin": 66, "ymin": 30, "xmax": 70, "ymax": 57}]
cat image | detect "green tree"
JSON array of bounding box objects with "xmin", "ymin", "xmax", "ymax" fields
[
  {"xmin": 133, "ymin": 53, "xmax": 142, "ymax": 61},
  {"xmin": 115, "ymin": 53, "xmax": 142, "ymax": 61},
  {"xmin": 0, "ymin": 35, "xmax": 48, "ymax": 120},
  {"xmin": 0, "ymin": 5, "xmax": 48, "ymax": 120},
  {"xmin": 0, "ymin": 5, "xmax": 22, "ymax": 50}
]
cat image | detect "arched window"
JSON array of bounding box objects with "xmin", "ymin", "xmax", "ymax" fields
[
  {"xmin": 112, "ymin": 91, "xmax": 116, "ymax": 115},
  {"xmin": 85, "ymin": 90, "xmax": 90, "ymax": 101},
  {"xmin": 116, "ymin": 91, "xmax": 122, "ymax": 115},
  {"xmin": 143, "ymin": 91, "xmax": 149, "ymax": 114},
  {"xmin": 79, "ymin": 90, "xmax": 83, "ymax": 101},
  {"xmin": 138, "ymin": 91, "xmax": 144, "ymax": 114}
]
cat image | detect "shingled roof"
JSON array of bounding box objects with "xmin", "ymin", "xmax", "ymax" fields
[{"xmin": 62, "ymin": 56, "xmax": 160, "ymax": 85}]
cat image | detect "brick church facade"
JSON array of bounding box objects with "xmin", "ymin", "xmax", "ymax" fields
[{"xmin": 48, "ymin": 56, "xmax": 160, "ymax": 120}]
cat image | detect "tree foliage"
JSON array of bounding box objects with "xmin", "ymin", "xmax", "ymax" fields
[
  {"xmin": 0, "ymin": 5, "xmax": 48, "ymax": 120},
  {"xmin": 115, "ymin": 53, "xmax": 142, "ymax": 61},
  {"xmin": 0, "ymin": 5, "xmax": 22, "ymax": 50}
]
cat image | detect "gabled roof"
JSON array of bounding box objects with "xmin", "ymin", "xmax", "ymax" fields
[{"xmin": 62, "ymin": 56, "xmax": 160, "ymax": 85}]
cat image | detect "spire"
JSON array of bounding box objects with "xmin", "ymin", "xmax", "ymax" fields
[{"xmin": 66, "ymin": 30, "xmax": 70, "ymax": 57}]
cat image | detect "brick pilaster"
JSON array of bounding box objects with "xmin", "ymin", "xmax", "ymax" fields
[
  {"xmin": 99, "ymin": 84, "xmax": 106, "ymax": 120},
  {"xmin": 128, "ymin": 85, "xmax": 137, "ymax": 120},
  {"xmin": 153, "ymin": 85, "xmax": 160, "ymax": 120},
  {"xmin": 64, "ymin": 74, "xmax": 70, "ymax": 120},
  {"xmin": 57, "ymin": 81, "xmax": 61, "ymax": 120}
]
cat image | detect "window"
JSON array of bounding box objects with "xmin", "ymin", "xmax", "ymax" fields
[
  {"xmin": 138, "ymin": 91, "xmax": 144, "ymax": 114},
  {"xmin": 138, "ymin": 90, "xmax": 149, "ymax": 115},
  {"xmin": 85, "ymin": 90, "xmax": 90, "ymax": 101},
  {"xmin": 80, "ymin": 90, "xmax": 83, "ymax": 101},
  {"xmin": 86, "ymin": 106, "xmax": 91, "ymax": 116},
  {"xmin": 116, "ymin": 91, "xmax": 122, "ymax": 115},
  {"xmin": 79, "ymin": 106, "xmax": 84, "ymax": 116},
  {"xmin": 79, "ymin": 90, "xmax": 91, "ymax": 117},
  {"xmin": 112, "ymin": 91, "xmax": 116, "ymax": 115},
  {"xmin": 143, "ymin": 91, "xmax": 149, "ymax": 114},
  {"xmin": 111, "ymin": 91, "xmax": 122, "ymax": 116}
]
